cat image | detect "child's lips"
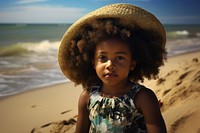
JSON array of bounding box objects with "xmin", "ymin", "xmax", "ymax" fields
[{"xmin": 104, "ymin": 73, "xmax": 117, "ymax": 78}]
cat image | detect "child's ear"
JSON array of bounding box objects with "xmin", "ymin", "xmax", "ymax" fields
[
  {"xmin": 130, "ymin": 60, "xmax": 136, "ymax": 71},
  {"xmin": 130, "ymin": 65, "xmax": 134, "ymax": 71}
]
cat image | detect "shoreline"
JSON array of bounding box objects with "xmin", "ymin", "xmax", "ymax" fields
[
  {"xmin": 0, "ymin": 50, "xmax": 200, "ymax": 133},
  {"xmin": 0, "ymin": 80, "xmax": 70, "ymax": 99},
  {"xmin": 1, "ymin": 49, "xmax": 199, "ymax": 99}
]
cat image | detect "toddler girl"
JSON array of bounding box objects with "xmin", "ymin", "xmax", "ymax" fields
[{"xmin": 58, "ymin": 3, "xmax": 167, "ymax": 133}]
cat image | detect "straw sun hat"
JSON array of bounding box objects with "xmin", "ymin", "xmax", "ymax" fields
[{"xmin": 58, "ymin": 3, "xmax": 166, "ymax": 83}]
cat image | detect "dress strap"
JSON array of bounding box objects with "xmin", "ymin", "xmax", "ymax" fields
[
  {"xmin": 90, "ymin": 86, "xmax": 100, "ymax": 93},
  {"xmin": 127, "ymin": 84, "xmax": 146, "ymax": 100}
]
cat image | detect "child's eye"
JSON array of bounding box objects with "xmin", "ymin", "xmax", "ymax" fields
[
  {"xmin": 98, "ymin": 55, "xmax": 108, "ymax": 62},
  {"xmin": 116, "ymin": 56, "xmax": 125, "ymax": 61}
]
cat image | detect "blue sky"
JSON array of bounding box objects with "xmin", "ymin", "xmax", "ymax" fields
[{"xmin": 0, "ymin": 0, "xmax": 200, "ymax": 24}]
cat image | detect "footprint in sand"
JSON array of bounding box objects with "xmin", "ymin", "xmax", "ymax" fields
[
  {"xmin": 31, "ymin": 116, "xmax": 77, "ymax": 133},
  {"xmin": 169, "ymin": 112, "xmax": 194, "ymax": 133},
  {"xmin": 166, "ymin": 70, "xmax": 178, "ymax": 77},
  {"xmin": 178, "ymin": 71, "xmax": 191, "ymax": 80},
  {"xmin": 192, "ymin": 58, "xmax": 198, "ymax": 63},
  {"xmin": 31, "ymin": 109, "xmax": 77, "ymax": 133},
  {"xmin": 162, "ymin": 89, "xmax": 171, "ymax": 96},
  {"xmin": 31, "ymin": 105, "xmax": 42, "ymax": 108},
  {"xmin": 192, "ymin": 70, "xmax": 200, "ymax": 82},
  {"xmin": 156, "ymin": 78, "xmax": 166, "ymax": 85},
  {"xmin": 60, "ymin": 110, "xmax": 72, "ymax": 115}
]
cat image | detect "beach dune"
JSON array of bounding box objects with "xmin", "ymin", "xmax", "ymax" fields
[{"xmin": 0, "ymin": 51, "xmax": 200, "ymax": 133}]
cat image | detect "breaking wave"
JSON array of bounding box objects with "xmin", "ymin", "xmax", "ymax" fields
[{"xmin": 0, "ymin": 40, "xmax": 60, "ymax": 57}]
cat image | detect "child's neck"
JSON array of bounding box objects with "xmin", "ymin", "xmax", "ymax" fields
[{"xmin": 101, "ymin": 80, "xmax": 132, "ymax": 98}]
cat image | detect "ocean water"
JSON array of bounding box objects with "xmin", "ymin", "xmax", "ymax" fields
[{"xmin": 0, "ymin": 24, "xmax": 200, "ymax": 97}]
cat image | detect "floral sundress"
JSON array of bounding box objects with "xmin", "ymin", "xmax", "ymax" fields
[{"xmin": 88, "ymin": 83, "xmax": 148, "ymax": 133}]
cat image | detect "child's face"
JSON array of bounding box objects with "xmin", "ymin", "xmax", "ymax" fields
[{"xmin": 93, "ymin": 39, "xmax": 135, "ymax": 86}]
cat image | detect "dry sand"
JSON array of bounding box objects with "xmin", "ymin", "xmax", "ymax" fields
[
  {"xmin": 0, "ymin": 83, "xmax": 82, "ymax": 133},
  {"xmin": 143, "ymin": 51, "xmax": 200, "ymax": 133},
  {"xmin": 0, "ymin": 51, "xmax": 200, "ymax": 133}
]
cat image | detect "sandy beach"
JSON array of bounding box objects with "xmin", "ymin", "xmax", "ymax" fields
[{"xmin": 0, "ymin": 50, "xmax": 200, "ymax": 133}]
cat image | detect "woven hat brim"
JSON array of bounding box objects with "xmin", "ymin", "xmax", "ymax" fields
[{"xmin": 58, "ymin": 3, "xmax": 166, "ymax": 81}]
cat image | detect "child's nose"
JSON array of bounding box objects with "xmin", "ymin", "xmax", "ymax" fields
[{"xmin": 106, "ymin": 60, "xmax": 116, "ymax": 70}]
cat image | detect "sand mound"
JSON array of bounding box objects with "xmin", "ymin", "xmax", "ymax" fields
[
  {"xmin": 143, "ymin": 55, "xmax": 200, "ymax": 133},
  {"xmin": 156, "ymin": 58, "xmax": 200, "ymax": 112}
]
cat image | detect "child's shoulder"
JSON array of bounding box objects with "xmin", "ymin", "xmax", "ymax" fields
[
  {"xmin": 133, "ymin": 84, "xmax": 159, "ymax": 112},
  {"xmin": 78, "ymin": 90, "xmax": 90, "ymax": 106},
  {"xmin": 135, "ymin": 86, "xmax": 156, "ymax": 100},
  {"xmin": 133, "ymin": 84, "xmax": 157, "ymax": 101},
  {"xmin": 80, "ymin": 89, "xmax": 90, "ymax": 98},
  {"xmin": 128, "ymin": 83, "xmax": 148, "ymax": 98}
]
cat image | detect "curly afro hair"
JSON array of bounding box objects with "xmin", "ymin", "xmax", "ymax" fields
[{"xmin": 65, "ymin": 18, "xmax": 167, "ymax": 90}]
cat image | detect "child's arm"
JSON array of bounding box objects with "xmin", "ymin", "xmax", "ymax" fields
[
  {"xmin": 75, "ymin": 90, "xmax": 90, "ymax": 133},
  {"xmin": 135, "ymin": 88, "xmax": 167, "ymax": 133}
]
